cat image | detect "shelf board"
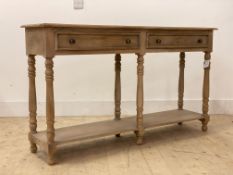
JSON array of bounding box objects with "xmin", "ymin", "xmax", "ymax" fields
[
  {"xmin": 143, "ymin": 109, "xmax": 203, "ymax": 128},
  {"xmin": 32, "ymin": 109, "xmax": 203, "ymax": 147}
]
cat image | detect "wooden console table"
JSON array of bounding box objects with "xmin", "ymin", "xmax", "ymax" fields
[{"xmin": 22, "ymin": 23, "xmax": 216, "ymax": 165}]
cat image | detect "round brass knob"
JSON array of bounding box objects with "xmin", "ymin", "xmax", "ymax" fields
[
  {"xmin": 125, "ymin": 39, "xmax": 131, "ymax": 44},
  {"xmin": 197, "ymin": 39, "xmax": 203, "ymax": 44},
  {"xmin": 69, "ymin": 38, "xmax": 76, "ymax": 45},
  {"xmin": 156, "ymin": 39, "xmax": 162, "ymax": 44}
]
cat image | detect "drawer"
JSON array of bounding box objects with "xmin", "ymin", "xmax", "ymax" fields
[
  {"xmin": 147, "ymin": 35, "xmax": 208, "ymax": 49},
  {"xmin": 56, "ymin": 33, "xmax": 139, "ymax": 51}
]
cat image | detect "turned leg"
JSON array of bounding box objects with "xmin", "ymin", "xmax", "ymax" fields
[
  {"xmin": 136, "ymin": 54, "xmax": 144, "ymax": 145},
  {"xmin": 114, "ymin": 54, "xmax": 121, "ymax": 137},
  {"xmin": 201, "ymin": 52, "xmax": 211, "ymax": 132},
  {"xmin": 178, "ymin": 52, "xmax": 185, "ymax": 126},
  {"xmin": 45, "ymin": 57, "xmax": 56, "ymax": 165},
  {"xmin": 28, "ymin": 55, "xmax": 38, "ymax": 153}
]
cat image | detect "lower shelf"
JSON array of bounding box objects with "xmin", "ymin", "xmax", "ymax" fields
[{"xmin": 32, "ymin": 109, "xmax": 203, "ymax": 147}]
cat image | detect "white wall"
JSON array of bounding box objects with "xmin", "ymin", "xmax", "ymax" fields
[{"xmin": 0, "ymin": 0, "xmax": 233, "ymax": 116}]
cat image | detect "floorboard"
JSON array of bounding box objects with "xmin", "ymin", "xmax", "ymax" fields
[{"xmin": 0, "ymin": 115, "xmax": 232, "ymax": 175}]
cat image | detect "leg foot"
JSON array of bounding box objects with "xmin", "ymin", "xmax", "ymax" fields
[
  {"xmin": 28, "ymin": 133, "xmax": 37, "ymax": 153},
  {"xmin": 47, "ymin": 145, "xmax": 56, "ymax": 165},
  {"xmin": 115, "ymin": 134, "xmax": 121, "ymax": 137},
  {"xmin": 136, "ymin": 136, "xmax": 143, "ymax": 145},
  {"xmin": 135, "ymin": 130, "xmax": 144, "ymax": 145},
  {"xmin": 202, "ymin": 124, "xmax": 208, "ymax": 132},
  {"xmin": 30, "ymin": 143, "xmax": 37, "ymax": 153},
  {"xmin": 48, "ymin": 157, "xmax": 55, "ymax": 165},
  {"xmin": 201, "ymin": 116, "xmax": 209, "ymax": 132}
]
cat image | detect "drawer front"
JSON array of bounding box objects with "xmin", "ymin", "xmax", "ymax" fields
[
  {"xmin": 56, "ymin": 33, "xmax": 140, "ymax": 51},
  {"xmin": 147, "ymin": 35, "xmax": 208, "ymax": 49}
]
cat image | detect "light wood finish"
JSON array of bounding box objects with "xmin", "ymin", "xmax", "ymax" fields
[
  {"xmin": 1, "ymin": 115, "xmax": 233, "ymax": 175},
  {"xmin": 45, "ymin": 57, "xmax": 56, "ymax": 165},
  {"xmin": 22, "ymin": 24, "xmax": 215, "ymax": 57},
  {"xmin": 21, "ymin": 23, "xmax": 217, "ymax": 30},
  {"xmin": 201, "ymin": 52, "xmax": 211, "ymax": 131},
  {"xmin": 56, "ymin": 33, "xmax": 139, "ymax": 51},
  {"xmin": 147, "ymin": 35, "xmax": 208, "ymax": 49},
  {"xmin": 28, "ymin": 55, "xmax": 37, "ymax": 153},
  {"xmin": 22, "ymin": 23, "xmax": 216, "ymax": 164},
  {"xmin": 31, "ymin": 110, "xmax": 202, "ymax": 147},
  {"xmin": 114, "ymin": 54, "xmax": 121, "ymax": 137},
  {"xmin": 178, "ymin": 52, "xmax": 185, "ymax": 110},
  {"xmin": 136, "ymin": 54, "xmax": 144, "ymax": 144},
  {"xmin": 177, "ymin": 52, "xmax": 185, "ymax": 125},
  {"xmin": 146, "ymin": 30, "xmax": 213, "ymax": 53}
]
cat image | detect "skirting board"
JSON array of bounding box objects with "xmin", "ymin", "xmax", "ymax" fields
[{"xmin": 0, "ymin": 100, "xmax": 232, "ymax": 117}]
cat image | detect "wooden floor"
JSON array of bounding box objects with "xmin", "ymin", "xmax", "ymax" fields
[{"xmin": 0, "ymin": 115, "xmax": 233, "ymax": 175}]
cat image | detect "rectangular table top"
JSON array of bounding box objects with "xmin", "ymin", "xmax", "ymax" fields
[{"xmin": 21, "ymin": 23, "xmax": 217, "ymax": 31}]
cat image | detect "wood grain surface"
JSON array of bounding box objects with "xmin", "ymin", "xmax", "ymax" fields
[{"xmin": 31, "ymin": 109, "xmax": 202, "ymax": 147}]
